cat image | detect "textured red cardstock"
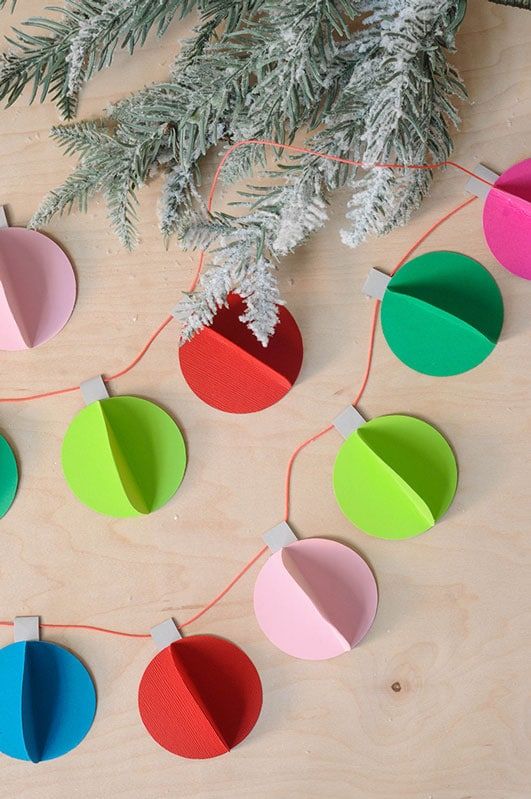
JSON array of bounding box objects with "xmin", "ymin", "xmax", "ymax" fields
[
  {"xmin": 179, "ymin": 294, "xmax": 303, "ymax": 413},
  {"xmin": 138, "ymin": 634, "xmax": 262, "ymax": 759}
]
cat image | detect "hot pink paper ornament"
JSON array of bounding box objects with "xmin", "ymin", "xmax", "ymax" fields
[
  {"xmin": 483, "ymin": 158, "xmax": 531, "ymax": 280},
  {"xmin": 0, "ymin": 226, "xmax": 76, "ymax": 350},
  {"xmin": 253, "ymin": 537, "xmax": 378, "ymax": 660}
]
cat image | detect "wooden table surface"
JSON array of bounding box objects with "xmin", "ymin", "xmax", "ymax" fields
[{"xmin": 0, "ymin": 2, "xmax": 530, "ymax": 797}]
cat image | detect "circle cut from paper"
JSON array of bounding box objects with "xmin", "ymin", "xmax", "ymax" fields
[
  {"xmin": 333, "ymin": 414, "xmax": 457, "ymax": 540},
  {"xmin": 179, "ymin": 293, "xmax": 303, "ymax": 413},
  {"xmin": 0, "ymin": 226, "xmax": 76, "ymax": 350},
  {"xmin": 253, "ymin": 538, "xmax": 378, "ymax": 660},
  {"xmin": 381, "ymin": 252, "xmax": 503, "ymax": 376},
  {"xmin": 483, "ymin": 158, "xmax": 531, "ymax": 279},
  {"xmin": 62, "ymin": 396, "xmax": 186, "ymax": 517},
  {"xmin": 0, "ymin": 433, "xmax": 18, "ymax": 518},
  {"xmin": 138, "ymin": 634, "xmax": 262, "ymax": 759},
  {"xmin": 0, "ymin": 640, "xmax": 96, "ymax": 762}
]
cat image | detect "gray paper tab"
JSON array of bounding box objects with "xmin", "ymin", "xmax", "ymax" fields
[
  {"xmin": 14, "ymin": 616, "xmax": 40, "ymax": 642},
  {"xmin": 362, "ymin": 268, "xmax": 390, "ymax": 300},
  {"xmin": 150, "ymin": 618, "xmax": 182, "ymax": 651},
  {"xmin": 465, "ymin": 163, "xmax": 499, "ymax": 200},
  {"xmin": 80, "ymin": 375, "xmax": 109, "ymax": 405},
  {"xmin": 333, "ymin": 405, "xmax": 366, "ymax": 439},
  {"xmin": 264, "ymin": 521, "xmax": 297, "ymax": 552}
]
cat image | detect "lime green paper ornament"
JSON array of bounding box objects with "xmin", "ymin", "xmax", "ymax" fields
[
  {"xmin": 0, "ymin": 433, "xmax": 18, "ymax": 518},
  {"xmin": 62, "ymin": 379, "xmax": 186, "ymax": 517},
  {"xmin": 333, "ymin": 412, "xmax": 457, "ymax": 540},
  {"xmin": 380, "ymin": 252, "xmax": 503, "ymax": 376}
]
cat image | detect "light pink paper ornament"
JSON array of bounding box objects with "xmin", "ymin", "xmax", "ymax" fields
[
  {"xmin": 0, "ymin": 216, "xmax": 76, "ymax": 350},
  {"xmin": 253, "ymin": 524, "xmax": 378, "ymax": 660}
]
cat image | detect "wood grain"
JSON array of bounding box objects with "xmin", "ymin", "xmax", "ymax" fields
[{"xmin": 0, "ymin": 2, "xmax": 529, "ymax": 797}]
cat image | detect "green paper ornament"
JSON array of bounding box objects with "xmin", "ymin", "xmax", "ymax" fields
[
  {"xmin": 380, "ymin": 252, "xmax": 503, "ymax": 376},
  {"xmin": 62, "ymin": 396, "xmax": 186, "ymax": 518},
  {"xmin": 333, "ymin": 414, "xmax": 457, "ymax": 540},
  {"xmin": 0, "ymin": 434, "xmax": 18, "ymax": 518}
]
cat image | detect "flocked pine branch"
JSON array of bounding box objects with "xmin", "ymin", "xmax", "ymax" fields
[
  {"xmin": 27, "ymin": 0, "xmax": 471, "ymax": 343},
  {"xmin": 176, "ymin": 0, "xmax": 466, "ymax": 339},
  {"xmin": 0, "ymin": 0, "xmax": 194, "ymax": 118}
]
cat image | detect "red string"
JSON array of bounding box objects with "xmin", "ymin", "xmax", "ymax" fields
[{"xmin": 0, "ymin": 140, "xmax": 480, "ymax": 637}]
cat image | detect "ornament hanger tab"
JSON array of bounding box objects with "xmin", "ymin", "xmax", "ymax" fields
[
  {"xmin": 333, "ymin": 405, "xmax": 366, "ymax": 439},
  {"xmin": 80, "ymin": 375, "xmax": 109, "ymax": 405},
  {"xmin": 13, "ymin": 616, "xmax": 40, "ymax": 642},
  {"xmin": 362, "ymin": 268, "xmax": 390, "ymax": 301},
  {"xmin": 264, "ymin": 521, "xmax": 297, "ymax": 552},
  {"xmin": 150, "ymin": 618, "xmax": 182, "ymax": 651},
  {"xmin": 465, "ymin": 163, "xmax": 499, "ymax": 200},
  {"xmin": 0, "ymin": 206, "xmax": 8, "ymax": 229}
]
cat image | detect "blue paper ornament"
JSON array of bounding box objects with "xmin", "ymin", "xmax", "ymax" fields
[{"xmin": 0, "ymin": 638, "xmax": 96, "ymax": 762}]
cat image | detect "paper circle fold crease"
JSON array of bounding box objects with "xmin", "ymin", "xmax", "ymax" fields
[
  {"xmin": 483, "ymin": 158, "xmax": 531, "ymax": 279},
  {"xmin": 333, "ymin": 414, "xmax": 458, "ymax": 540},
  {"xmin": 138, "ymin": 634, "xmax": 262, "ymax": 759},
  {"xmin": 0, "ymin": 226, "xmax": 76, "ymax": 350},
  {"xmin": 0, "ymin": 640, "xmax": 96, "ymax": 762},
  {"xmin": 253, "ymin": 538, "xmax": 378, "ymax": 660},
  {"xmin": 380, "ymin": 251, "xmax": 503, "ymax": 376},
  {"xmin": 0, "ymin": 433, "xmax": 18, "ymax": 518},
  {"xmin": 179, "ymin": 293, "xmax": 303, "ymax": 413},
  {"xmin": 62, "ymin": 396, "xmax": 186, "ymax": 517}
]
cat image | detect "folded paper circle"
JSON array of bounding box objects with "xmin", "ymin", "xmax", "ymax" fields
[
  {"xmin": 138, "ymin": 634, "xmax": 262, "ymax": 759},
  {"xmin": 333, "ymin": 414, "xmax": 457, "ymax": 540},
  {"xmin": 62, "ymin": 396, "xmax": 186, "ymax": 517},
  {"xmin": 0, "ymin": 227, "xmax": 76, "ymax": 350},
  {"xmin": 253, "ymin": 538, "xmax": 378, "ymax": 660},
  {"xmin": 0, "ymin": 433, "xmax": 18, "ymax": 518},
  {"xmin": 482, "ymin": 158, "xmax": 531, "ymax": 279},
  {"xmin": 179, "ymin": 294, "xmax": 303, "ymax": 413},
  {"xmin": 0, "ymin": 640, "xmax": 96, "ymax": 762},
  {"xmin": 380, "ymin": 252, "xmax": 503, "ymax": 376}
]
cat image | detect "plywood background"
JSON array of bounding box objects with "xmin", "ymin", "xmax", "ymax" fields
[{"xmin": 0, "ymin": 2, "xmax": 529, "ymax": 797}]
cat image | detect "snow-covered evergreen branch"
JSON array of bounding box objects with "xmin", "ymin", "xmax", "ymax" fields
[
  {"xmin": 0, "ymin": 0, "xmax": 193, "ymax": 118},
  {"xmin": 27, "ymin": 0, "xmax": 469, "ymax": 343}
]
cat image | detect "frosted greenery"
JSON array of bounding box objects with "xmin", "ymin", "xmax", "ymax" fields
[{"xmin": 0, "ymin": 0, "xmax": 527, "ymax": 342}]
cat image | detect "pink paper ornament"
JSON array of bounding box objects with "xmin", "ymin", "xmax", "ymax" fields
[
  {"xmin": 483, "ymin": 158, "xmax": 531, "ymax": 280},
  {"xmin": 253, "ymin": 536, "xmax": 378, "ymax": 660},
  {"xmin": 0, "ymin": 226, "xmax": 76, "ymax": 350}
]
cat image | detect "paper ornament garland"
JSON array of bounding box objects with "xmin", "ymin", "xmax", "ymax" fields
[
  {"xmin": 138, "ymin": 621, "xmax": 262, "ymax": 759},
  {"xmin": 62, "ymin": 378, "xmax": 186, "ymax": 517},
  {"xmin": 333, "ymin": 408, "xmax": 457, "ymax": 540},
  {"xmin": 1, "ymin": 145, "xmax": 528, "ymax": 764},
  {"xmin": 0, "ymin": 618, "xmax": 96, "ymax": 762},
  {"xmin": 253, "ymin": 523, "xmax": 378, "ymax": 660},
  {"xmin": 179, "ymin": 293, "xmax": 303, "ymax": 413},
  {"xmin": 482, "ymin": 159, "xmax": 531, "ymax": 280},
  {"xmin": 0, "ymin": 433, "xmax": 18, "ymax": 518},
  {"xmin": 365, "ymin": 252, "xmax": 504, "ymax": 376},
  {"xmin": 0, "ymin": 209, "xmax": 76, "ymax": 350}
]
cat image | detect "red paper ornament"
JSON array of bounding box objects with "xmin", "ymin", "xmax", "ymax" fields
[
  {"xmin": 179, "ymin": 294, "xmax": 303, "ymax": 413},
  {"xmin": 138, "ymin": 634, "xmax": 262, "ymax": 759}
]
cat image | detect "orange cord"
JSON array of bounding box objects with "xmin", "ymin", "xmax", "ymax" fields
[
  {"xmin": 0, "ymin": 545, "xmax": 269, "ymax": 638},
  {"xmin": 0, "ymin": 141, "xmax": 480, "ymax": 638}
]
